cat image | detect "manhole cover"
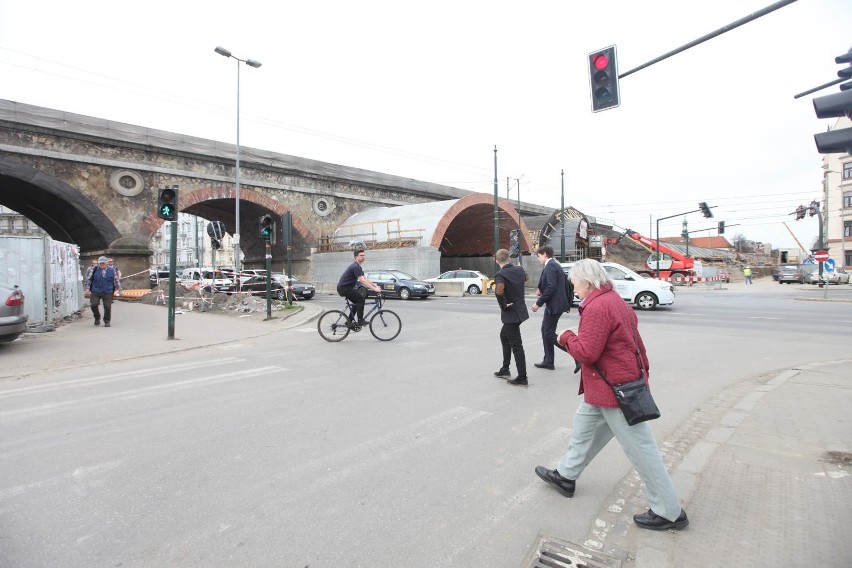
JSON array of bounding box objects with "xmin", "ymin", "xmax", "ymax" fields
[{"xmin": 527, "ymin": 535, "xmax": 621, "ymax": 568}]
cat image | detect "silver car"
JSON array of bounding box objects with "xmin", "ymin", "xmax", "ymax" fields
[{"xmin": 0, "ymin": 282, "xmax": 28, "ymax": 343}]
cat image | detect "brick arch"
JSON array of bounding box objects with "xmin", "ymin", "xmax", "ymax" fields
[
  {"xmin": 429, "ymin": 193, "xmax": 533, "ymax": 255},
  {"xmin": 140, "ymin": 185, "xmax": 316, "ymax": 245}
]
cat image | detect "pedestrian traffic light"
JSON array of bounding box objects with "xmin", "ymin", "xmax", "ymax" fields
[
  {"xmin": 717, "ymin": 221, "xmax": 725, "ymax": 234},
  {"xmin": 210, "ymin": 238, "xmax": 221, "ymax": 250},
  {"xmin": 508, "ymin": 229, "xmax": 520, "ymax": 258},
  {"xmin": 698, "ymin": 202, "xmax": 713, "ymax": 218},
  {"xmin": 259, "ymin": 214, "xmax": 274, "ymax": 243},
  {"xmin": 588, "ymin": 45, "xmax": 620, "ymax": 113},
  {"xmin": 281, "ymin": 211, "xmax": 292, "ymax": 247},
  {"xmin": 157, "ymin": 186, "xmax": 178, "ymax": 221}
]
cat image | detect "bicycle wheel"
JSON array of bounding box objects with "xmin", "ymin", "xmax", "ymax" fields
[
  {"xmin": 318, "ymin": 310, "xmax": 351, "ymax": 342},
  {"xmin": 369, "ymin": 309, "xmax": 401, "ymax": 341}
]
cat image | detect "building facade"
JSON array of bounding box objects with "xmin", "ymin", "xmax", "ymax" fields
[{"xmin": 821, "ymin": 115, "xmax": 852, "ymax": 269}]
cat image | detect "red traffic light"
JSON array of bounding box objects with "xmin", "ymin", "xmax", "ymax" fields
[
  {"xmin": 588, "ymin": 46, "xmax": 620, "ymax": 112},
  {"xmin": 593, "ymin": 54, "xmax": 609, "ymax": 70}
]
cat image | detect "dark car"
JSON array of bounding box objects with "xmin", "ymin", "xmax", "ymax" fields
[
  {"xmin": 0, "ymin": 282, "xmax": 28, "ymax": 343},
  {"xmin": 272, "ymin": 274, "xmax": 315, "ymax": 300},
  {"xmin": 360, "ymin": 270, "xmax": 435, "ymax": 300},
  {"xmin": 230, "ymin": 275, "xmax": 290, "ymax": 300},
  {"xmin": 778, "ymin": 264, "xmax": 815, "ymax": 284},
  {"xmin": 149, "ymin": 269, "xmax": 170, "ymax": 288}
]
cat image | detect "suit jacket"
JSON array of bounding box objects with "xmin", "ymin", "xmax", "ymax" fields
[
  {"xmin": 536, "ymin": 258, "xmax": 570, "ymax": 314},
  {"xmin": 495, "ymin": 263, "xmax": 529, "ymax": 325}
]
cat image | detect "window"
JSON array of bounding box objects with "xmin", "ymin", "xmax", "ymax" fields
[
  {"xmin": 845, "ymin": 220, "xmax": 852, "ymax": 238},
  {"xmin": 844, "ymin": 191, "xmax": 852, "ymax": 209},
  {"xmin": 843, "ymin": 161, "xmax": 852, "ymax": 181}
]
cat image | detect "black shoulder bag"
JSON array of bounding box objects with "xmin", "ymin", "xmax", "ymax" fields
[{"xmin": 592, "ymin": 307, "xmax": 660, "ymax": 426}]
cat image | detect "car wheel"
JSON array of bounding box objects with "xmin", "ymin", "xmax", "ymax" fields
[
  {"xmin": 303, "ymin": 293, "xmax": 314, "ymax": 300},
  {"xmin": 399, "ymin": 287, "xmax": 411, "ymax": 300},
  {"xmin": 670, "ymin": 272, "xmax": 685, "ymax": 286},
  {"xmin": 276, "ymin": 289, "xmax": 286, "ymax": 300},
  {"xmin": 635, "ymin": 292, "xmax": 658, "ymax": 310},
  {"xmin": 467, "ymin": 284, "xmax": 481, "ymax": 295}
]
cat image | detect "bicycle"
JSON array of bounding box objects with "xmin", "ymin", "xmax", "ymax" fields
[{"xmin": 317, "ymin": 293, "xmax": 402, "ymax": 342}]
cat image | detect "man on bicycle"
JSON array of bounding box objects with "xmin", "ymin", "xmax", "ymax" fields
[{"xmin": 337, "ymin": 249, "xmax": 382, "ymax": 326}]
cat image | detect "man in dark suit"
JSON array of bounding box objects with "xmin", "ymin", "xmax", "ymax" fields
[
  {"xmin": 494, "ymin": 248, "xmax": 530, "ymax": 387},
  {"xmin": 531, "ymin": 245, "xmax": 569, "ymax": 370}
]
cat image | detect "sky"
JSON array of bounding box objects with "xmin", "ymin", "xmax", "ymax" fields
[{"xmin": 1, "ymin": 0, "xmax": 850, "ymax": 250}]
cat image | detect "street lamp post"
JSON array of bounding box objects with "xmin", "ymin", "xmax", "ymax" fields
[
  {"xmin": 215, "ymin": 46, "xmax": 261, "ymax": 272},
  {"xmin": 560, "ymin": 170, "xmax": 565, "ymax": 262}
]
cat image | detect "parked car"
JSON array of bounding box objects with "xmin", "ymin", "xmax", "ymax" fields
[
  {"xmin": 562, "ymin": 261, "xmax": 674, "ymax": 310},
  {"xmin": 179, "ymin": 267, "xmax": 233, "ymax": 291},
  {"xmin": 149, "ymin": 268, "xmax": 170, "ymax": 288},
  {"xmin": 717, "ymin": 268, "xmax": 731, "ymax": 283},
  {"xmin": 229, "ymin": 275, "xmax": 290, "ymax": 300},
  {"xmin": 425, "ymin": 270, "xmax": 490, "ymax": 295},
  {"xmin": 360, "ymin": 270, "xmax": 435, "ymax": 300},
  {"xmin": 271, "ymin": 274, "xmax": 315, "ymax": 299},
  {"xmin": 778, "ymin": 264, "xmax": 815, "ymax": 284},
  {"xmin": 807, "ymin": 268, "xmax": 850, "ymax": 285},
  {"xmin": 0, "ymin": 282, "xmax": 28, "ymax": 343}
]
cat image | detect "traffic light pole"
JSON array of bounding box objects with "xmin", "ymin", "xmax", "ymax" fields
[
  {"xmin": 167, "ymin": 220, "xmax": 177, "ymax": 339},
  {"xmin": 265, "ymin": 242, "xmax": 272, "ymax": 320}
]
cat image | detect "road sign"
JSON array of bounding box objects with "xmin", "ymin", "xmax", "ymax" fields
[
  {"xmin": 824, "ymin": 258, "xmax": 836, "ymax": 272},
  {"xmin": 813, "ymin": 250, "xmax": 829, "ymax": 262}
]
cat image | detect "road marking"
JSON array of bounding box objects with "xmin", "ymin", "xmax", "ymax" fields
[
  {"xmin": 0, "ymin": 459, "xmax": 123, "ymax": 501},
  {"xmin": 0, "ymin": 366, "xmax": 282, "ymax": 421},
  {"xmin": 0, "ymin": 358, "xmax": 244, "ymax": 400},
  {"xmin": 747, "ymin": 316, "xmax": 783, "ymax": 320}
]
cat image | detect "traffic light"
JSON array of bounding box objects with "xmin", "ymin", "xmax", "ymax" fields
[
  {"xmin": 508, "ymin": 229, "xmax": 520, "ymax": 258},
  {"xmin": 281, "ymin": 211, "xmax": 292, "ymax": 247},
  {"xmin": 795, "ymin": 205, "xmax": 806, "ymax": 220},
  {"xmin": 588, "ymin": 45, "xmax": 620, "ymax": 113},
  {"xmin": 210, "ymin": 238, "xmax": 221, "ymax": 250},
  {"xmin": 259, "ymin": 214, "xmax": 274, "ymax": 243},
  {"xmin": 812, "ymin": 50, "xmax": 852, "ymax": 154},
  {"xmin": 698, "ymin": 202, "xmax": 713, "ymax": 218},
  {"xmin": 718, "ymin": 221, "xmax": 725, "ymax": 234},
  {"xmin": 157, "ymin": 186, "xmax": 178, "ymax": 221}
]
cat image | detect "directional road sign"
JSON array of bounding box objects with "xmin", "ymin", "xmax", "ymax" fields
[{"xmin": 823, "ymin": 258, "xmax": 836, "ymax": 272}]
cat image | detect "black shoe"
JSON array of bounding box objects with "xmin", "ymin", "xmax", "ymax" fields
[
  {"xmin": 507, "ymin": 376, "xmax": 528, "ymax": 388},
  {"xmin": 104, "ymin": 322, "xmax": 111, "ymax": 327},
  {"xmin": 534, "ymin": 466, "xmax": 575, "ymax": 497},
  {"xmin": 494, "ymin": 368, "xmax": 511, "ymax": 378},
  {"xmin": 534, "ymin": 362, "xmax": 555, "ymax": 370},
  {"xmin": 94, "ymin": 320, "xmax": 100, "ymax": 326},
  {"xmin": 633, "ymin": 509, "xmax": 689, "ymax": 531},
  {"xmin": 356, "ymin": 319, "xmax": 369, "ymax": 327}
]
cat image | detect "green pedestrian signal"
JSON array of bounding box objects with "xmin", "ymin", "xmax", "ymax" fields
[
  {"xmin": 259, "ymin": 214, "xmax": 275, "ymax": 243},
  {"xmin": 157, "ymin": 187, "xmax": 178, "ymax": 221}
]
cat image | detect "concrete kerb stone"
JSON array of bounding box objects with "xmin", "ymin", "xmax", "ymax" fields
[{"xmin": 584, "ymin": 358, "xmax": 852, "ymax": 567}]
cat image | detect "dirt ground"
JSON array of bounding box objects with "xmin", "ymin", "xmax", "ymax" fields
[{"xmin": 136, "ymin": 284, "xmax": 302, "ymax": 319}]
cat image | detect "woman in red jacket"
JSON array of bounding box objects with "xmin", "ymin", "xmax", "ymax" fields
[{"xmin": 534, "ymin": 259, "xmax": 688, "ymax": 531}]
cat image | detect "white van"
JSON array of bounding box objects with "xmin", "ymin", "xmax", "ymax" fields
[{"xmin": 178, "ymin": 268, "xmax": 233, "ymax": 291}]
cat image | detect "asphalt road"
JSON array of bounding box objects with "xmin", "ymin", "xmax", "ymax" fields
[{"xmin": 1, "ymin": 283, "xmax": 850, "ymax": 567}]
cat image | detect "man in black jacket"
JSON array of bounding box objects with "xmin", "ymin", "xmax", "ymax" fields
[
  {"xmin": 494, "ymin": 248, "xmax": 530, "ymax": 387},
  {"xmin": 531, "ymin": 246, "xmax": 570, "ymax": 370}
]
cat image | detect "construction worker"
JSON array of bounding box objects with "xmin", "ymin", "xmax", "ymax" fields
[{"xmin": 743, "ymin": 266, "xmax": 752, "ymax": 285}]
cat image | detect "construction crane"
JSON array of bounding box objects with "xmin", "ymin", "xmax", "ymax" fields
[{"xmin": 782, "ymin": 222, "xmax": 809, "ymax": 261}]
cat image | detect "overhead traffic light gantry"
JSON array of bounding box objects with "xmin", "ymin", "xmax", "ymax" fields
[{"xmin": 812, "ymin": 49, "xmax": 852, "ymax": 154}]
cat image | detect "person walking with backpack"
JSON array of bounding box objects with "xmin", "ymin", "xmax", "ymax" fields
[{"xmin": 86, "ymin": 256, "xmax": 122, "ymax": 327}]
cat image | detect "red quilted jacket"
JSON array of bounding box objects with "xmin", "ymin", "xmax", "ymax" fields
[{"xmin": 557, "ymin": 283, "xmax": 650, "ymax": 408}]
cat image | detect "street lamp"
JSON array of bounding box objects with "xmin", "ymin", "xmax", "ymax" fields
[{"xmin": 214, "ymin": 46, "xmax": 262, "ymax": 272}]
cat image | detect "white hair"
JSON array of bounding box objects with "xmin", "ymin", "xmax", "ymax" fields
[{"xmin": 570, "ymin": 259, "xmax": 611, "ymax": 290}]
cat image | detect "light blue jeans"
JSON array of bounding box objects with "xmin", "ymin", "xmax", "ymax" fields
[{"xmin": 558, "ymin": 401, "xmax": 682, "ymax": 521}]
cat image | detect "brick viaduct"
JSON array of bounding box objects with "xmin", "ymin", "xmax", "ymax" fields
[{"xmin": 0, "ymin": 100, "xmax": 547, "ymax": 287}]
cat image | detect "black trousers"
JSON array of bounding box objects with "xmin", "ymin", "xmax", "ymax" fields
[
  {"xmin": 337, "ymin": 285, "xmax": 366, "ymax": 320},
  {"xmin": 540, "ymin": 311, "xmax": 563, "ymax": 365},
  {"xmin": 500, "ymin": 323, "xmax": 526, "ymax": 377},
  {"xmin": 90, "ymin": 291, "xmax": 114, "ymax": 323}
]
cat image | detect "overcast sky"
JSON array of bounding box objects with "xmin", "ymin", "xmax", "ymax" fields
[{"xmin": 1, "ymin": 0, "xmax": 850, "ymax": 250}]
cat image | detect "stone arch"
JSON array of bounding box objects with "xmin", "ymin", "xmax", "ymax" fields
[
  {"xmin": 0, "ymin": 156, "xmax": 120, "ymax": 251},
  {"xmin": 430, "ymin": 193, "xmax": 533, "ymax": 255}
]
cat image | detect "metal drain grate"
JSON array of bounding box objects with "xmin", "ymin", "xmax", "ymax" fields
[{"xmin": 527, "ymin": 535, "xmax": 621, "ymax": 568}]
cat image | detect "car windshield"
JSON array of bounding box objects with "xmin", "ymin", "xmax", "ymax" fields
[{"xmin": 390, "ymin": 271, "xmax": 415, "ymax": 280}]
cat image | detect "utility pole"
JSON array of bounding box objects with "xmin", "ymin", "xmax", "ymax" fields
[{"xmin": 493, "ymin": 146, "xmax": 499, "ymax": 256}]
